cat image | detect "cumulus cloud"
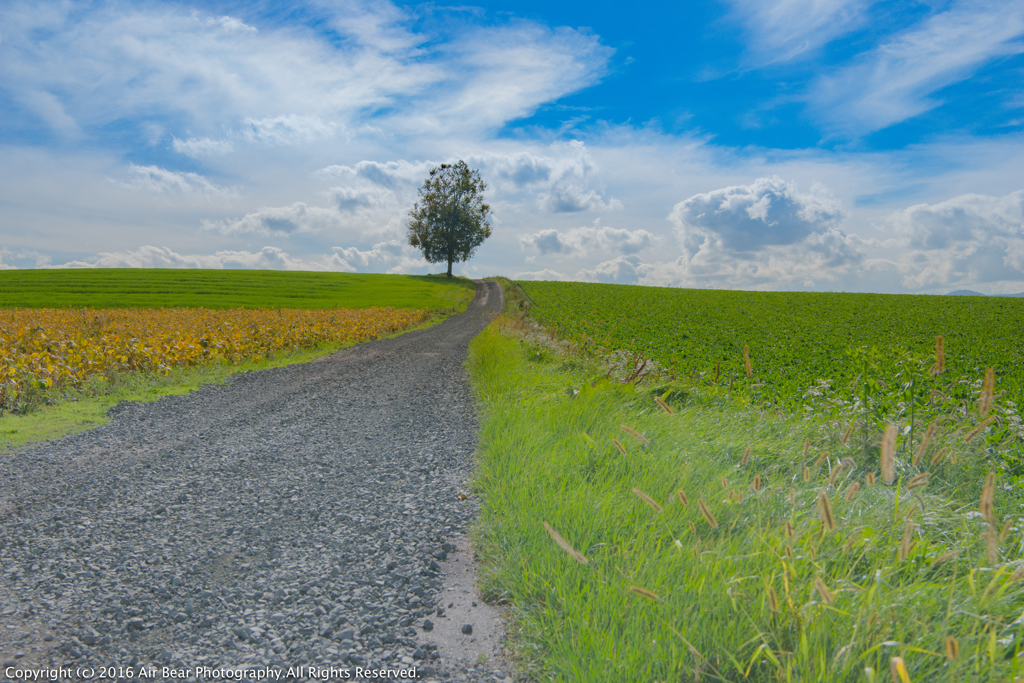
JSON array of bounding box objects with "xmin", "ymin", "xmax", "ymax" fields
[
  {"xmin": 472, "ymin": 141, "xmax": 620, "ymax": 213},
  {"xmin": 331, "ymin": 240, "xmax": 429, "ymax": 274},
  {"xmin": 117, "ymin": 164, "xmax": 236, "ymax": 198},
  {"xmin": 315, "ymin": 160, "xmax": 434, "ymax": 188},
  {"xmin": 664, "ymin": 176, "xmax": 862, "ymax": 288},
  {"xmin": 576, "ymin": 254, "xmax": 648, "ymax": 284},
  {"xmin": 882, "ymin": 190, "xmax": 1024, "ymax": 291},
  {"xmin": 201, "ymin": 203, "xmax": 344, "ymax": 237},
  {"xmin": 519, "ymin": 221, "xmax": 655, "ymax": 257}
]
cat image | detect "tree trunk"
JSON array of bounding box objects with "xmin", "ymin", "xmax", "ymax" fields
[{"xmin": 446, "ymin": 257, "xmax": 453, "ymax": 278}]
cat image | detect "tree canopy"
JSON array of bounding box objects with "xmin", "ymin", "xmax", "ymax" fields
[{"xmin": 407, "ymin": 161, "xmax": 492, "ymax": 278}]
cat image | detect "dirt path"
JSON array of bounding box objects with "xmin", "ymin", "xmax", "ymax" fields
[{"xmin": 0, "ymin": 280, "xmax": 508, "ymax": 682}]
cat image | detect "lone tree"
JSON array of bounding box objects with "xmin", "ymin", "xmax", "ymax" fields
[{"xmin": 407, "ymin": 160, "xmax": 492, "ymax": 278}]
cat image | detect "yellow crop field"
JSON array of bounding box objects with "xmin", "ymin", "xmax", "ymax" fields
[{"xmin": 0, "ymin": 307, "xmax": 429, "ymax": 412}]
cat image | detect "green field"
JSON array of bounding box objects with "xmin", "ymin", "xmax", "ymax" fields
[
  {"xmin": 518, "ymin": 281, "xmax": 1024, "ymax": 413},
  {"xmin": 0, "ymin": 269, "xmax": 477, "ymax": 310}
]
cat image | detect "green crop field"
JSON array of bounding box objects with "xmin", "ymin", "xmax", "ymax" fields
[
  {"xmin": 0, "ymin": 269, "xmax": 477, "ymax": 310},
  {"xmin": 518, "ymin": 281, "xmax": 1024, "ymax": 413}
]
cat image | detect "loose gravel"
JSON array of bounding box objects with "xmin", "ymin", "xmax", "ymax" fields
[{"xmin": 0, "ymin": 280, "xmax": 507, "ymax": 682}]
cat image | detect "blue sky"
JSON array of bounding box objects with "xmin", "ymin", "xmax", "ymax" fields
[{"xmin": 1, "ymin": 0, "xmax": 1023, "ymax": 293}]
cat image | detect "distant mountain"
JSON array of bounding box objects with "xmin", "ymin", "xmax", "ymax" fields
[{"xmin": 945, "ymin": 290, "xmax": 1024, "ymax": 297}]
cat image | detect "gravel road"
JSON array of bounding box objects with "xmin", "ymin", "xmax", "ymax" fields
[{"xmin": 0, "ymin": 280, "xmax": 507, "ymax": 682}]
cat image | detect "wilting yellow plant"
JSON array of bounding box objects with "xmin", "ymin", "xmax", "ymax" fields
[
  {"xmin": 0, "ymin": 306, "xmax": 429, "ymax": 411},
  {"xmin": 890, "ymin": 656, "xmax": 910, "ymax": 683}
]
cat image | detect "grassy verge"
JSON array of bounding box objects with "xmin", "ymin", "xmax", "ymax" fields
[
  {"xmin": 468, "ymin": 317, "xmax": 1024, "ymax": 682},
  {"xmin": 0, "ymin": 308, "xmax": 452, "ymax": 452}
]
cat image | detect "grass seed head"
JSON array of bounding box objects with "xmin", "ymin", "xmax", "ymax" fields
[
  {"xmin": 844, "ymin": 481, "xmax": 861, "ymax": 502},
  {"xmin": 899, "ymin": 518, "xmax": 915, "ymax": 561},
  {"xmin": 828, "ymin": 461, "xmax": 845, "ymax": 485},
  {"xmin": 913, "ymin": 422, "xmax": 938, "ymax": 466},
  {"xmin": 818, "ymin": 491, "xmax": 836, "ymax": 531},
  {"xmin": 803, "ymin": 466, "xmax": 811, "ymax": 482},
  {"xmin": 842, "ymin": 423, "xmax": 855, "ymax": 445},
  {"xmin": 929, "ymin": 447, "xmax": 950, "ymax": 466},
  {"xmin": 814, "ymin": 577, "xmax": 834, "ymax": 605},
  {"xmin": 889, "ymin": 656, "xmax": 910, "ymax": 683},
  {"xmin": 966, "ymin": 415, "xmax": 995, "ymax": 442},
  {"xmin": 632, "ymin": 487, "xmax": 663, "ymax": 513},
  {"xmin": 944, "ymin": 635, "xmax": 959, "ymax": 661},
  {"xmin": 612, "ymin": 438, "xmax": 628, "ymax": 456},
  {"xmin": 785, "ymin": 545, "xmax": 793, "ymax": 558},
  {"xmin": 721, "ymin": 475, "xmax": 728, "ymax": 488},
  {"xmin": 688, "ymin": 520, "xmax": 697, "ymax": 534},
  {"xmin": 628, "ymin": 585, "xmax": 659, "ymax": 601},
  {"xmin": 931, "ymin": 548, "xmax": 960, "ymax": 567},
  {"xmin": 986, "ymin": 522, "xmax": 999, "ymax": 564},
  {"xmin": 881, "ymin": 423, "xmax": 897, "ymax": 484},
  {"xmin": 740, "ymin": 446, "xmax": 751, "ymax": 466},
  {"xmin": 906, "ymin": 472, "xmax": 929, "ymax": 490},
  {"xmin": 814, "ymin": 451, "xmax": 829, "ymax": 467},
  {"xmin": 788, "ymin": 488, "xmax": 796, "ymax": 505},
  {"xmin": 752, "ymin": 474, "xmax": 761, "ymax": 492},
  {"xmin": 767, "ymin": 585, "xmax": 779, "ymax": 613},
  {"xmin": 930, "ymin": 334, "xmax": 945, "ymax": 376},
  {"xmin": 654, "ymin": 395, "xmax": 673, "ymax": 415},
  {"xmin": 803, "ymin": 438, "xmax": 811, "ymax": 457},
  {"xmin": 620, "ymin": 424, "xmax": 650, "ymax": 444},
  {"xmin": 865, "ymin": 472, "xmax": 876, "ymax": 486},
  {"xmin": 697, "ymin": 498, "xmax": 719, "ymax": 528},
  {"xmin": 542, "ymin": 522, "xmax": 589, "ymax": 565},
  {"xmin": 784, "ymin": 520, "xmax": 794, "ymax": 537},
  {"xmin": 979, "ymin": 367, "xmax": 995, "ymax": 416},
  {"xmin": 981, "ymin": 471, "xmax": 995, "ymax": 521},
  {"xmin": 743, "ymin": 344, "xmax": 752, "ymax": 378},
  {"xmin": 677, "ymin": 489, "xmax": 689, "ymax": 506}
]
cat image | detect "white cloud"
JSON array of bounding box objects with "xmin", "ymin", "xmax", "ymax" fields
[
  {"xmin": 173, "ymin": 115, "xmax": 337, "ymax": 158},
  {"xmin": 731, "ymin": 0, "xmax": 871, "ymax": 61},
  {"xmin": 117, "ymin": 164, "xmax": 236, "ymax": 198},
  {"xmin": 54, "ymin": 245, "xmax": 347, "ymax": 271},
  {"xmin": 331, "ymin": 240, "xmax": 429, "ymax": 274},
  {"xmin": 0, "ymin": 1, "xmax": 609, "ymax": 141},
  {"xmin": 576, "ymin": 254, "xmax": 648, "ymax": 284},
  {"xmin": 811, "ymin": 1, "xmax": 1024, "ymax": 134},
  {"xmin": 664, "ymin": 176, "xmax": 863, "ymax": 288},
  {"xmin": 882, "ymin": 190, "xmax": 1024, "ymax": 291},
  {"xmin": 519, "ymin": 221, "xmax": 655, "ymax": 256},
  {"xmin": 514, "ymin": 268, "xmax": 569, "ymax": 281},
  {"xmin": 201, "ymin": 203, "xmax": 345, "ymax": 237},
  {"xmin": 472, "ymin": 141, "xmax": 620, "ymax": 213}
]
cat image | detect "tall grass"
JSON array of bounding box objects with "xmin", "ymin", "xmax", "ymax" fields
[{"xmin": 469, "ymin": 317, "xmax": 1024, "ymax": 682}]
